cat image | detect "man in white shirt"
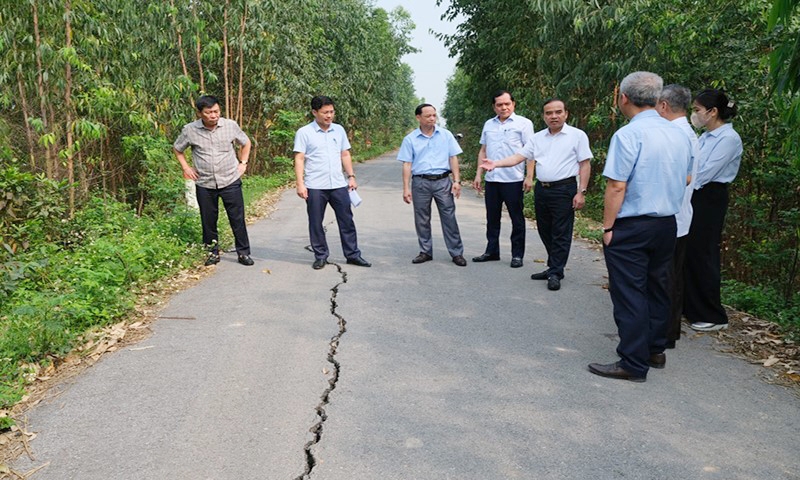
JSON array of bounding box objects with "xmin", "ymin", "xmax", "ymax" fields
[
  {"xmin": 482, "ymin": 98, "xmax": 592, "ymax": 290},
  {"xmin": 656, "ymin": 84, "xmax": 699, "ymax": 348},
  {"xmin": 472, "ymin": 90, "xmax": 534, "ymax": 268}
]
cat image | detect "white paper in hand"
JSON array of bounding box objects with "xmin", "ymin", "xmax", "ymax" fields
[{"xmin": 349, "ymin": 189, "xmax": 363, "ymax": 207}]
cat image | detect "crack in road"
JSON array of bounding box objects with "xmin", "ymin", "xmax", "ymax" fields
[{"xmin": 293, "ymin": 262, "xmax": 348, "ymax": 480}]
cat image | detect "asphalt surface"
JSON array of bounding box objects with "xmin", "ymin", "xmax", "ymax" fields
[{"xmin": 11, "ymin": 152, "xmax": 800, "ymax": 480}]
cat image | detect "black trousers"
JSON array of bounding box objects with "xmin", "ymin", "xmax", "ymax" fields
[
  {"xmin": 603, "ymin": 215, "xmax": 676, "ymax": 377},
  {"xmin": 483, "ymin": 181, "xmax": 526, "ymax": 258},
  {"xmin": 534, "ymin": 181, "xmax": 576, "ymax": 278},
  {"xmin": 196, "ymin": 179, "xmax": 250, "ymax": 255},
  {"xmin": 667, "ymin": 235, "xmax": 689, "ymax": 342},
  {"xmin": 683, "ymin": 183, "xmax": 729, "ymax": 325},
  {"xmin": 307, "ymin": 187, "xmax": 360, "ymax": 261}
]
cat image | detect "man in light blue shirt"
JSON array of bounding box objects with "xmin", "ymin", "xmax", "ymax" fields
[
  {"xmin": 588, "ymin": 72, "xmax": 692, "ymax": 383},
  {"xmin": 471, "ymin": 90, "xmax": 534, "ymax": 268},
  {"xmin": 398, "ymin": 104, "xmax": 467, "ymax": 266},
  {"xmin": 294, "ymin": 95, "xmax": 370, "ymax": 270}
]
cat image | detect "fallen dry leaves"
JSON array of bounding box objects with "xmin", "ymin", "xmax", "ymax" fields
[{"xmin": 711, "ymin": 309, "xmax": 800, "ymax": 388}]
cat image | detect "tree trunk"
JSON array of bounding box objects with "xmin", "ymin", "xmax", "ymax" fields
[
  {"xmin": 223, "ymin": 0, "xmax": 230, "ymax": 118},
  {"xmin": 16, "ymin": 68, "xmax": 37, "ymax": 170},
  {"xmin": 237, "ymin": 1, "xmax": 247, "ymax": 125},
  {"xmin": 193, "ymin": 3, "xmax": 205, "ymax": 93},
  {"xmin": 65, "ymin": 0, "xmax": 75, "ymax": 217},
  {"xmin": 32, "ymin": 2, "xmax": 55, "ymax": 178},
  {"xmin": 170, "ymin": 0, "xmax": 194, "ymax": 107}
]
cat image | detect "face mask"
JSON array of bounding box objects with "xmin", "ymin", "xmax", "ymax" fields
[{"xmin": 690, "ymin": 110, "xmax": 708, "ymax": 129}]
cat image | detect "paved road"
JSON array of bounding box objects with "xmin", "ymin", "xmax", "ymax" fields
[{"xmin": 12, "ymin": 152, "xmax": 800, "ymax": 479}]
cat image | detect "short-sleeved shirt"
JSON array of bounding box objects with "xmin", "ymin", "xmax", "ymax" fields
[
  {"xmin": 694, "ymin": 122, "xmax": 742, "ymax": 188},
  {"xmin": 397, "ymin": 126, "xmax": 463, "ymax": 174},
  {"xmin": 517, "ymin": 123, "xmax": 592, "ymax": 182},
  {"xmin": 673, "ymin": 116, "xmax": 700, "ymax": 237},
  {"xmin": 480, "ymin": 113, "xmax": 534, "ymax": 183},
  {"xmin": 173, "ymin": 118, "xmax": 250, "ymax": 189},
  {"xmin": 603, "ymin": 110, "xmax": 692, "ymax": 219},
  {"xmin": 293, "ymin": 121, "xmax": 352, "ymax": 190}
]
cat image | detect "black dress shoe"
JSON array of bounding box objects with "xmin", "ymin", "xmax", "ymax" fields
[
  {"xmin": 510, "ymin": 257, "xmax": 523, "ymax": 268},
  {"xmin": 452, "ymin": 255, "xmax": 467, "ymax": 267},
  {"xmin": 648, "ymin": 353, "xmax": 666, "ymax": 369},
  {"xmin": 530, "ymin": 270, "xmax": 549, "ymax": 280},
  {"xmin": 312, "ymin": 258, "xmax": 327, "ymax": 270},
  {"xmin": 547, "ymin": 276, "xmax": 561, "ymax": 291},
  {"xmin": 238, "ymin": 254, "xmax": 254, "ymax": 266},
  {"xmin": 412, "ymin": 253, "xmax": 432, "ymax": 264},
  {"xmin": 472, "ymin": 253, "xmax": 500, "ymax": 262},
  {"xmin": 588, "ymin": 361, "xmax": 646, "ymax": 382},
  {"xmin": 665, "ymin": 340, "xmax": 676, "ymax": 349},
  {"xmin": 204, "ymin": 252, "xmax": 220, "ymax": 266},
  {"xmin": 346, "ymin": 256, "xmax": 371, "ymax": 267}
]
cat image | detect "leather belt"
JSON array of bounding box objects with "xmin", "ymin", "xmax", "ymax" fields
[
  {"xmin": 413, "ymin": 171, "xmax": 451, "ymax": 180},
  {"xmin": 538, "ymin": 176, "xmax": 576, "ymax": 187}
]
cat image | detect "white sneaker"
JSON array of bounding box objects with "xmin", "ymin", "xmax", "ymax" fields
[{"xmin": 690, "ymin": 322, "xmax": 729, "ymax": 332}]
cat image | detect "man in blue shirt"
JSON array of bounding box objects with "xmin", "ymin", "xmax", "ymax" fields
[
  {"xmin": 294, "ymin": 96, "xmax": 371, "ymax": 270},
  {"xmin": 588, "ymin": 72, "xmax": 692, "ymax": 382},
  {"xmin": 398, "ymin": 104, "xmax": 467, "ymax": 266}
]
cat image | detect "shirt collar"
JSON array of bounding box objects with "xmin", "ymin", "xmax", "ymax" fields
[
  {"xmin": 313, "ymin": 120, "xmax": 333, "ymax": 133},
  {"xmin": 493, "ymin": 113, "xmax": 517, "ymax": 124},
  {"xmin": 706, "ymin": 122, "xmax": 732, "ymax": 137},
  {"xmin": 416, "ymin": 125, "xmax": 440, "ymax": 138},
  {"xmin": 630, "ymin": 109, "xmax": 660, "ymax": 122}
]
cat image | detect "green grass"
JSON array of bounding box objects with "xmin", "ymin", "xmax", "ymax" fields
[{"xmin": 0, "ymin": 174, "xmax": 287, "ymax": 411}]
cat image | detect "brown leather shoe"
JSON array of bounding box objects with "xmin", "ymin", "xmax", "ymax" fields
[
  {"xmin": 452, "ymin": 255, "xmax": 467, "ymax": 267},
  {"xmin": 648, "ymin": 353, "xmax": 666, "ymax": 369},
  {"xmin": 412, "ymin": 253, "xmax": 432, "ymax": 264},
  {"xmin": 588, "ymin": 361, "xmax": 646, "ymax": 382}
]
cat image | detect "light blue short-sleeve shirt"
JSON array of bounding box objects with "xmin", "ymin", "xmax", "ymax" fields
[
  {"xmin": 480, "ymin": 113, "xmax": 534, "ymax": 183},
  {"xmin": 293, "ymin": 121, "xmax": 352, "ymax": 190},
  {"xmin": 603, "ymin": 110, "xmax": 692, "ymax": 219},
  {"xmin": 694, "ymin": 122, "xmax": 742, "ymax": 188},
  {"xmin": 397, "ymin": 126, "xmax": 463, "ymax": 175}
]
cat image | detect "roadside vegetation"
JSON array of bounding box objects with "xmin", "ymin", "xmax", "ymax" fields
[
  {"xmin": 443, "ymin": 0, "xmax": 800, "ymax": 339},
  {"xmin": 0, "ymin": 0, "xmax": 418, "ymax": 413}
]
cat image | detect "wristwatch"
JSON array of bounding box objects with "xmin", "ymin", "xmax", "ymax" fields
[
  {"xmin": 580, "ymin": 188, "xmax": 587, "ymax": 194},
  {"xmin": 603, "ymin": 226, "xmax": 613, "ymax": 233}
]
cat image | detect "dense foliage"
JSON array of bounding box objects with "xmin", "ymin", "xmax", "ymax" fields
[
  {"xmin": 441, "ymin": 0, "xmax": 800, "ymax": 333},
  {"xmin": 0, "ymin": 0, "xmax": 419, "ymax": 409}
]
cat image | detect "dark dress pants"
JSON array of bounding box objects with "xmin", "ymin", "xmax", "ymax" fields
[
  {"xmin": 683, "ymin": 183, "xmax": 729, "ymax": 326},
  {"xmin": 667, "ymin": 235, "xmax": 689, "ymax": 343},
  {"xmin": 603, "ymin": 215, "xmax": 676, "ymax": 377},
  {"xmin": 196, "ymin": 179, "xmax": 250, "ymax": 255},
  {"xmin": 534, "ymin": 181, "xmax": 576, "ymax": 279},
  {"xmin": 307, "ymin": 187, "xmax": 360, "ymax": 261},
  {"xmin": 483, "ymin": 181, "xmax": 526, "ymax": 258}
]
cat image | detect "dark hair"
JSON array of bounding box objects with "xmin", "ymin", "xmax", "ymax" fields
[
  {"xmin": 542, "ymin": 97, "xmax": 567, "ymax": 111},
  {"xmin": 659, "ymin": 84, "xmax": 691, "ymax": 113},
  {"xmin": 694, "ymin": 89, "xmax": 737, "ymax": 121},
  {"xmin": 196, "ymin": 95, "xmax": 220, "ymax": 111},
  {"xmin": 415, "ymin": 103, "xmax": 435, "ymax": 116},
  {"xmin": 311, "ymin": 95, "xmax": 335, "ymax": 111},
  {"xmin": 492, "ymin": 90, "xmax": 514, "ymax": 105}
]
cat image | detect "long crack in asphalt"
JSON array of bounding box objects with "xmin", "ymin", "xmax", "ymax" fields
[{"xmin": 294, "ymin": 262, "xmax": 348, "ymax": 480}]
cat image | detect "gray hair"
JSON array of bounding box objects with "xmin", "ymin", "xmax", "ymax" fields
[
  {"xmin": 620, "ymin": 71, "xmax": 663, "ymax": 107},
  {"xmin": 659, "ymin": 84, "xmax": 692, "ymax": 113}
]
